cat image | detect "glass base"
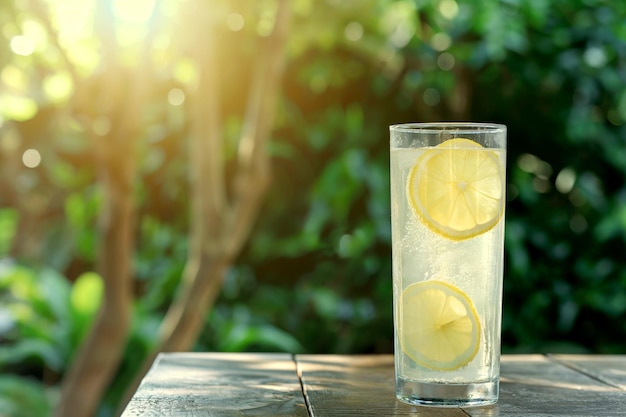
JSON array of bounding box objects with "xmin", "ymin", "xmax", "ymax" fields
[{"xmin": 396, "ymin": 378, "xmax": 499, "ymax": 407}]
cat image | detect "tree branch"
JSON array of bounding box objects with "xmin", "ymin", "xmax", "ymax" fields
[{"xmin": 228, "ymin": 0, "xmax": 291, "ymax": 255}]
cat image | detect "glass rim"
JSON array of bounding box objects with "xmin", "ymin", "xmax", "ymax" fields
[{"xmin": 389, "ymin": 122, "xmax": 506, "ymax": 134}]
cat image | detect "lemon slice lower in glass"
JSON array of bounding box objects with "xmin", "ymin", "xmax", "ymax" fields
[
  {"xmin": 400, "ymin": 280, "xmax": 480, "ymax": 371},
  {"xmin": 407, "ymin": 138, "xmax": 504, "ymax": 240}
]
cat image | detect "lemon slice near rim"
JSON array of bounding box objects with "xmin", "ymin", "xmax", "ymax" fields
[
  {"xmin": 400, "ymin": 280, "xmax": 480, "ymax": 371},
  {"xmin": 407, "ymin": 138, "xmax": 504, "ymax": 240}
]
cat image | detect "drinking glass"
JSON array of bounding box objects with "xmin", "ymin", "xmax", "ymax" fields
[{"xmin": 390, "ymin": 122, "xmax": 506, "ymax": 407}]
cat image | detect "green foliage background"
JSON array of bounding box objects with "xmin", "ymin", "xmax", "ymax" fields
[{"xmin": 1, "ymin": 0, "xmax": 626, "ymax": 415}]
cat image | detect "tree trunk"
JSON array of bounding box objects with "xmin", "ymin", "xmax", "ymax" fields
[
  {"xmin": 53, "ymin": 0, "xmax": 151, "ymax": 413},
  {"xmin": 53, "ymin": 168, "xmax": 134, "ymax": 417},
  {"xmin": 118, "ymin": 1, "xmax": 291, "ymax": 413}
]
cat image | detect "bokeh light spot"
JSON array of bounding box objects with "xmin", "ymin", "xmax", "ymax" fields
[
  {"xmin": 532, "ymin": 177, "xmax": 551, "ymax": 193},
  {"xmin": 168, "ymin": 88, "xmax": 185, "ymax": 106},
  {"xmin": 518, "ymin": 153, "xmax": 552, "ymax": 178},
  {"xmin": 423, "ymin": 88, "xmax": 440, "ymax": 106},
  {"xmin": 43, "ymin": 71, "xmax": 74, "ymax": 104},
  {"xmin": 10, "ymin": 35, "xmax": 35, "ymax": 56},
  {"xmin": 93, "ymin": 116, "xmax": 111, "ymax": 136},
  {"xmin": 439, "ymin": 0, "xmax": 459, "ymax": 19},
  {"xmin": 437, "ymin": 52, "xmax": 455, "ymax": 71},
  {"xmin": 431, "ymin": 32, "xmax": 451, "ymax": 51},
  {"xmin": 2, "ymin": 96, "xmax": 38, "ymax": 122},
  {"xmin": 22, "ymin": 149, "xmax": 41, "ymax": 168},
  {"xmin": 555, "ymin": 167, "xmax": 576, "ymax": 194},
  {"xmin": 390, "ymin": 24, "xmax": 413, "ymax": 49},
  {"xmin": 172, "ymin": 58, "xmax": 199, "ymax": 88},
  {"xmin": 570, "ymin": 214, "xmax": 588, "ymax": 234},
  {"xmin": 310, "ymin": 74, "xmax": 328, "ymax": 93},
  {"xmin": 256, "ymin": 17, "xmax": 275, "ymax": 37},
  {"xmin": 1, "ymin": 65, "xmax": 28, "ymax": 90},
  {"xmin": 607, "ymin": 109, "xmax": 622, "ymax": 126},
  {"xmin": 344, "ymin": 22, "xmax": 363, "ymax": 42},
  {"xmin": 227, "ymin": 13, "xmax": 245, "ymax": 32},
  {"xmin": 518, "ymin": 153, "xmax": 539, "ymax": 172},
  {"xmin": 583, "ymin": 46, "xmax": 607, "ymax": 68}
]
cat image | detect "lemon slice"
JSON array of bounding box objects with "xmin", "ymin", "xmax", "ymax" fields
[
  {"xmin": 407, "ymin": 138, "xmax": 504, "ymax": 240},
  {"xmin": 400, "ymin": 280, "xmax": 480, "ymax": 371}
]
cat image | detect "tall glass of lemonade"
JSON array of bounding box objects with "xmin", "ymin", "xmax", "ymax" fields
[{"xmin": 390, "ymin": 123, "xmax": 506, "ymax": 407}]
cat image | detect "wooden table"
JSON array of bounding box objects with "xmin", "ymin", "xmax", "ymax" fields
[{"xmin": 121, "ymin": 353, "xmax": 626, "ymax": 416}]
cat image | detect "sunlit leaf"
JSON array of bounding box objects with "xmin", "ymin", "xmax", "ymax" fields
[
  {"xmin": 70, "ymin": 272, "xmax": 103, "ymax": 319},
  {"xmin": 0, "ymin": 94, "xmax": 38, "ymax": 121}
]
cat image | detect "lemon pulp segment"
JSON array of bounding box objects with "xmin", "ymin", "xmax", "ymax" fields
[
  {"xmin": 400, "ymin": 280, "xmax": 480, "ymax": 371},
  {"xmin": 407, "ymin": 138, "xmax": 504, "ymax": 240}
]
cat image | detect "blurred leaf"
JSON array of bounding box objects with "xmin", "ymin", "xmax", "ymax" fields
[
  {"xmin": 0, "ymin": 209, "xmax": 18, "ymax": 256},
  {"xmin": 38, "ymin": 268, "xmax": 72, "ymax": 324},
  {"xmin": 0, "ymin": 338, "xmax": 63, "ymax": 371},
  {"xmin": 64, "ymin": 191, "xmax": 101, "ymax": 260},
  {"xmin": 219, "ymin": 323, "xmax": 304, "ymax": 353},
  {"xmin": 0, "ymin": 376, "xmax": 52, "ymax": 417},
  {"xmin": 311, "ymin": 287, "xmax": 340, "ymax": 320}
]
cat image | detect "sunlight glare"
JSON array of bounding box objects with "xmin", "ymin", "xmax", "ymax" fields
[
  {"xmin": 51, "ymin": 0, "xmax": 93, "ymax": 40},
  {"xmin": 113, "ymin": 0, "xmax": 156, "ymax": 23}
]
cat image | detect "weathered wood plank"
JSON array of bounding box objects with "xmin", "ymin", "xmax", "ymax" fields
[
  {"xmin": 466, "ymin": 355, "xmax": 626, "ymax": 417},
  {"xmin": 122, "ymin": 353, "xmax": 626, "ymax": 416},
  {"xmin": 550, "ymin": 354, "xmax": 626, "ymax": 391},
  {"xmin": 121, "ymin": 352, "xmax": 308, "ymax": 417},
  {"xmin": 296, "ymin": 354, "xmax": 468, "ymax": 416}
]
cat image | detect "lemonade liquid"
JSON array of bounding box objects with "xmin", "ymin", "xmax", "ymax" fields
[{"xmin": 390, "ymin": 143, "xmax": 506, "ymax": 406}]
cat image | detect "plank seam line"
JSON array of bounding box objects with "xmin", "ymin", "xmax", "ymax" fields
[
  {"xmin": 294, "ymin": 355, "xmax": 314, "ymax": 417},
  {"xmin": 546, "ymin": 354, "xmax": 623, "ymax": 391},
  {"xmin": 459, "ymin": 406, "xmax": 473, "ymax": 416}
]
